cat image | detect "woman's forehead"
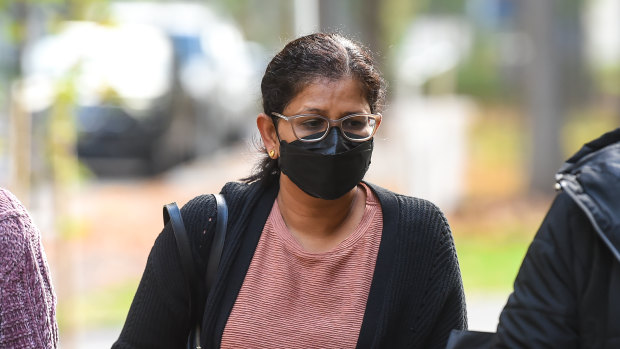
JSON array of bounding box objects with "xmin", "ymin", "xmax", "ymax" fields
[{"xmin": 285, "ymin": 78, "xmax": 369, "ymax": 115}]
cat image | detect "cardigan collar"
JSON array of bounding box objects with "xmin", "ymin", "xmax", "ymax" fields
[{"xmin": 209, "ymin": 180, "xmax": 401, "ymax": 348}]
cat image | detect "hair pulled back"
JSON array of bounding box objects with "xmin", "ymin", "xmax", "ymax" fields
[{"xmin": 243, "ymin": 32, "xmax": 386, "ymax": 185}]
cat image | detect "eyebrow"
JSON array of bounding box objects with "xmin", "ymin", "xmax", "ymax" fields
[
  {"xmin": 301, "ymin": 107, "xmax": 326, "ymax": 114},
  {"xmin": 299, "ymin": 108, "xmax": 370, "ymax": 116}
]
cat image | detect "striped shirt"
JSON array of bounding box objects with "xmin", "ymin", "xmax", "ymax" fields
[{"xmin": 221, "ymin": 183, "xmax": 383, "ymax": 348}]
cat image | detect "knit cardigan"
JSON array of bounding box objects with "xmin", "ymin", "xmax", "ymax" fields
[
  {"xmin": 114, "ymin": 181, "xmax": 467, "ymax": 348},
  {"xmin": 0, "ymin": 188, "xmax": 58, "ymax": 348}
]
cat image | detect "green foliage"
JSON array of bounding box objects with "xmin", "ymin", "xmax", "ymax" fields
[
  {"xmin": 563, "ymin": 106, "xmax": 620, "ymax": 157},
  {"xmin": 0, "ymin": 0, "xmax": 59, "ymax": 12},
  {"xmin": 380, "ymin": 0, "xmax": 419, "ymax": 49},
  {"xmin": 594, "ymin": 64, "xmax": 620, "ymax": 96},
  {"xmin": 469, "ymin": 108, "xmax": 525, "ymax": 167},
  {"xmin": 46, "ymin": 66, "xmax": 81, "ymax": 187},
  {"xmin": 419, "ymin": 0, "xmax": 466, "ymax": 14},
  {"xmin": 212, "ymin": 0, "xmax": 252, "ymax": 17},
  {"xmin": 64, "ymin": 0, "xmax": 111, "ymax": 22},
  {"xmin": 455, "ymin": 39, "xmax": 507, "ymax": 103}
]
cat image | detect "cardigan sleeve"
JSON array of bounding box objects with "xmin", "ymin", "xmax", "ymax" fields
[
  {"xmin": 112, "ymin": 224, "xmax": 193, "ymax": 348},
  {"xmin": 422, "ymin": 217, "xmax": 468, "ymax": 349},
  {"xmin": 113, "ymin": 194, "xmax": 218, "ymax": 348},
  {"xmin": 370, "ymin": 191, "xmax": 467, "ymax": 349}
]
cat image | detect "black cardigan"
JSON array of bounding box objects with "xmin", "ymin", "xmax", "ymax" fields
[{"xmin": 113, "ymin": 181, "xmax": 467, "ymax": 348}]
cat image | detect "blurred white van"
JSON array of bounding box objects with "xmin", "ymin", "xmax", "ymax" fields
[{"xmin": 21, "ymin": 2, "xmax": 264, "ymax": 176}]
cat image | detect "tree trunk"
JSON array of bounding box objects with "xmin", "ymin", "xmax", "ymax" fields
[{"xmin": 520, "ymin": 0, "xmax": 565, "ymax": 194}]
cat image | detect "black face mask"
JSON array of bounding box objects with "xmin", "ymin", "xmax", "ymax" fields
[{"xmin": 278, "ymin": 128, "xmax": 374, "ymax": 200}]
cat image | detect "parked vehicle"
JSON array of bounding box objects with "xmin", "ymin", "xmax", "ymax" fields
[
  {"xmin": 110, "ymin": 1, "xmax": 266, "ymax": 155},
  {"xmin": 21, "ymin": 2, "xmax": 264, "ymax": 176}
]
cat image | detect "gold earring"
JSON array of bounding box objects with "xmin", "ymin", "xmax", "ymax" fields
[{"xmin": 268, "ymin": 150, "xmax": 276, "ymax": 159}]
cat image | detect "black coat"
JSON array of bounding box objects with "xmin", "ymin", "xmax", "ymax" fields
[{"xmin": 495, "ymin": 128, "xmax": 620, "ymax": 348}]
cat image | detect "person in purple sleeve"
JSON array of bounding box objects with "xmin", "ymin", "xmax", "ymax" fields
[{"xmin": 0, "ymin": 188, "xmax": 58, "ymax": 348}]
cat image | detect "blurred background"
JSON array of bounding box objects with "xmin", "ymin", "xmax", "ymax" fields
[{"xmin": 0, "ymin": 0, "xmax": 618, "ymax": 347}]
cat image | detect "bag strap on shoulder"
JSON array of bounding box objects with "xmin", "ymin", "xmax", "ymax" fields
[
  {"xmin": 164, "ymin": 202, "xmax": 199, "ymax": 297},
  {"xmin": 207, "ymin": 194, "xmax": 228, "ymax": 290},
  {"xmin": 163, "ymin": 194, "xmax": 228, "ymax": 349}
]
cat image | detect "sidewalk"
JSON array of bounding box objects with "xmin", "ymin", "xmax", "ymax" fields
[{"xmin": 466, "ymin": 292, "xmax": 510, "ymax": 332}]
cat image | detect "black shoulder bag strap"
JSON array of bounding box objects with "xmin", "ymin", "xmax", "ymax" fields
[{"xmin": 163, "ymin": 193, "xmax": 228, "ymax": 349}]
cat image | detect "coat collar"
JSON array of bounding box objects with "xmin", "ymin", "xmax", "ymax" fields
[{"xmin": 556, "ymin": 128, "xmax": 620, "ymax": 262}]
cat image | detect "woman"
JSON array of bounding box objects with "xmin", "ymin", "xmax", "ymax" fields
[
  {"xmin": 114, "ymin": 32, "xmax": 466, "ymax": 348},
  {"xmin": 0, "ymin": 188, "xmax": 58, "ymax": 348}
]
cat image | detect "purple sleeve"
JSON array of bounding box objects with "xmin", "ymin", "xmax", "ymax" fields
[{"xmin": 0, "ymin": 188, "xmax": 58, "ymax": 348}]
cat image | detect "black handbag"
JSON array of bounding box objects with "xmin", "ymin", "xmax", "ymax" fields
[{"xmin": 163, "ymin": 194, "xmax": 228, "ymax": 349}]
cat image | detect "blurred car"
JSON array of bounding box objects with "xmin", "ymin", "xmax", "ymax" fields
[
  {"xmin": 109, "ymin": 1, "xmax": 266, "ymax": 156},
  {"xmin": 21, "ymin": 2, "xmax": 264, "ymax": 176}
]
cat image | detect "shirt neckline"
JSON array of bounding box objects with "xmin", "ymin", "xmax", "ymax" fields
[{"xmin": 270, "ymin": 183, "xmax": 378, "ymax": 258}]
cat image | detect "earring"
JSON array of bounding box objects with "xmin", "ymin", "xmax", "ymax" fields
[{"xmin": 268, "ymin": 149, "xmax": 276, "ymax": 159}]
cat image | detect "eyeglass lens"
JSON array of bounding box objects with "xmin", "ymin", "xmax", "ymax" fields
[{"xmin": 292, "ymin": 115, "xmax": 377, "ymax": 141}]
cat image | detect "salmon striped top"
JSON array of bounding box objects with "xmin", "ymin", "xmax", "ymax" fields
[{"xmin": 220, "ymin": 183, "xmax": 383, "ymax": 348}]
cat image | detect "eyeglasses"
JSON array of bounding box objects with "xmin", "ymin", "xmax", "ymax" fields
[{"xmin": 272, "ymin": 112, "xmax": 381, "ymax": 143}]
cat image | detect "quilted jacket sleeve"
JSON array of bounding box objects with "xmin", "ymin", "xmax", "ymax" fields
[{"xmin": 495, "ymin": 193, "xmax": 589, "ymax": 348}]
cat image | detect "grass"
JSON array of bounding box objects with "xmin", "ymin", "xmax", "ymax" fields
[
  {"xmin": 57, "ymin": 280, "xmax": 138, "ymax": 332},
  {"xmin": 455, "ymin": 234, "xmax": 531, "ymax": 293}
]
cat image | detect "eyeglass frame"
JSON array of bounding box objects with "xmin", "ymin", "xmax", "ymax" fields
[{"xmin": 271, "ymin": 112, "xmax": 382, "ymax": 143}]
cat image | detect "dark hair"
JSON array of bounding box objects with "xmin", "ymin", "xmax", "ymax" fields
[{"xmin": 242, "ymin": 32, "xmax": 386, "ymax": 185}]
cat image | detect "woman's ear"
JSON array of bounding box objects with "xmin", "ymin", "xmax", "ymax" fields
[{"xmin": 257, "ymin": 113, "xmax": 279, "ymax": 158}]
